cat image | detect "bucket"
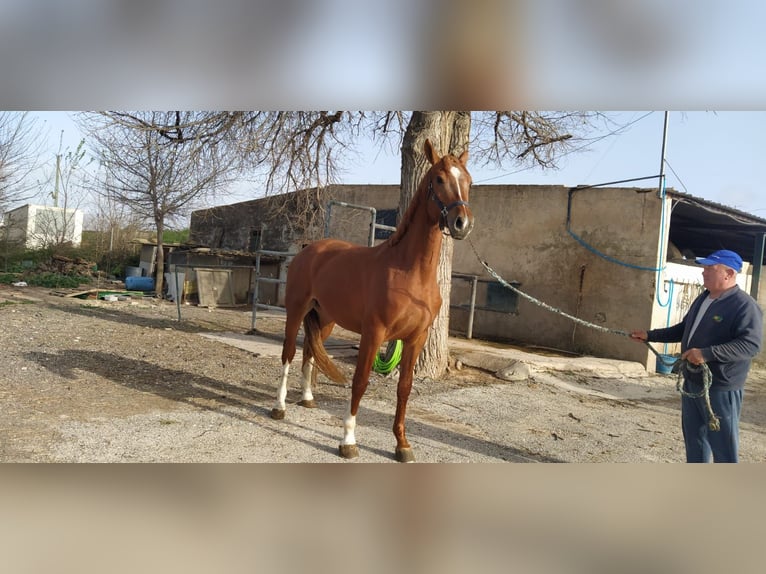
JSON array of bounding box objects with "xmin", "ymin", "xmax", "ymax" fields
[
  {"xmin": 655, "ymin": 354, "xmax": 676, "ymax": 374},
  {"xmin": 125, "ymin": 276, "xmax": 155, "ymax": 291}
]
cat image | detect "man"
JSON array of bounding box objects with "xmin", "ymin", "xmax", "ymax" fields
[{"xmin": 630, "ymin": 249, "xmax": 763, "ymax": 462}]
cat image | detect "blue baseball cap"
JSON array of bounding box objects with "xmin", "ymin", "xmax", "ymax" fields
[{"xmin": 695, "ymin": 249, "xmax": 743, "ymax": 272}]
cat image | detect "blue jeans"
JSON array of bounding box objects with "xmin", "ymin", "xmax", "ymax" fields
[{"xmin": 681, "ymin": 388, "xmax": 743, "ymax": 463}]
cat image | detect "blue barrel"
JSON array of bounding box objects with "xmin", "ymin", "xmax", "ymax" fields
[
  {"xmin": 125, "ymin": 276, "xmax": 155, "ymax": 291},
  {"xmin": 655, "ymin": 354, "xmax": 676, "ymax": 374}
]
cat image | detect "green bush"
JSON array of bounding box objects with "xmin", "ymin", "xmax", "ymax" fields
[
  {"xmin": 25, "ymin": 272, "xmax": 89, "ymax": 289},
  {"xmin": 0, "ymin": 246, "xmax": 95, "ymax": 287},
  {"xmin": 0, "ymin": 271, "xmax": 86, "ymax": 288},
  {"xmin": 0, "ymin": 273, "xmax": 23, "ymax": 284},
  {"xmin": 163, "ymin": 229, "xmax": 190, "ymax": 244}
]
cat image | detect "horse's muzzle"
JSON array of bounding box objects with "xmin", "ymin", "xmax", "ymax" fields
[
  {"xmin": 447, "ymin": 208, "xmax": 474, "ymax": 240},
  {"xmin": 431, "ymin": 191, "xmax": 474, "ymax": 240}
]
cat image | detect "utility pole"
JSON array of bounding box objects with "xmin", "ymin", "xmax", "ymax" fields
[
  {"xmin": 53, "ymin": 153, "xmax": 61, "ymax": 207},
  {"xmin": 657, "ymin": 111, "xmax": 669, "ymax": 198}
]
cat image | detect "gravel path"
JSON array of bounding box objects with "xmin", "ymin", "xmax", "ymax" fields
[{"xmin": 2, "ymin": 284, "xmax": 765, "ymax": 462}]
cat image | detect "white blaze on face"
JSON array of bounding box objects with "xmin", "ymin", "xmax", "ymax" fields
[{"xmin": 450, "ymin": 166, "xmax": 464, "ymax": 201}]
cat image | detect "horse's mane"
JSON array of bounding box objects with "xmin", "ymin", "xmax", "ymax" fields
[{"xmin": 387, "ymin": 172, "xmax": 430, "ymax": 247}]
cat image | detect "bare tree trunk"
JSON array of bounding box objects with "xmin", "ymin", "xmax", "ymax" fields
[
  {"xmin": 400, "ymin": 111, "xmax": 471, "ymax": 379},
  {"xmin": 154, "ymin": 217, "xmax": 165, "ymax": 297}
]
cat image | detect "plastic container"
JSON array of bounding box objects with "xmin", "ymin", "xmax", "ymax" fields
[
  {"xmin": 125, "ymin": 276, "xmax": 155, "ymax": 292},
  {"xmin": 655, "ymin": 354, "xmax": 676, "ymax": 374}
]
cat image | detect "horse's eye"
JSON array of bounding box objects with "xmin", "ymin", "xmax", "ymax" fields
[{"xmin": 436, "ymin": 176, "xmax": 444, "ymax": 184}]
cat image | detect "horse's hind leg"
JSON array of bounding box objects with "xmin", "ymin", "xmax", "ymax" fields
[
  {"xmin": 297, "ymin": 320, "xmax": 334, "ymax": 409},
  {"xmin": 296, "ymin": 357, "xmax": 317, "ymax": 408},
  {"xmin": 270, "ymin": 303, "xmax": 308, "ymax": 420},
  {"xmin": 271, "ymin": 361, "xmax": 290, "ymax": 420}
]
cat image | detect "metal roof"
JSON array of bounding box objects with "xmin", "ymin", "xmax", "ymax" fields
[{"xmin": 665, "ymin": 189, "xmax": 766, "ymax": 264}]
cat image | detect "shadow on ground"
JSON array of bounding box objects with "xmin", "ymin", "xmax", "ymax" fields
[{"xmin": 25, "ymin": 348, "xmax": 554, "ymax": 462}]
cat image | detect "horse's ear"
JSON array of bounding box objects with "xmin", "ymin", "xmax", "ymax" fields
[
  {"xmin": 424, "ymin": 139, "xmax": 440, "ymax": 165},
  {"xmin": 458, "ymin": 149, "xmax": 469, "ymax": 165}
]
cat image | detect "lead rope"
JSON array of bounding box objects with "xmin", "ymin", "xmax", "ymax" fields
[
  {"xmin": 467, "ymin": 237, "xmax": 720, "ymax": 431},
  {"xmin": 674, "ymin": 360, "xmax": 720, "ymax": 431}
]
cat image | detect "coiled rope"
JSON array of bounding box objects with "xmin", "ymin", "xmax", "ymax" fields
[
  {"xmin": 655, "ymin": 354, "xmax": 719, "ymax": 431},
  {"xmin": 468, "ymin": 238, "xmax": 720, "ymax": 431},
  {"xmin": 372, "ymin": 339, "xmax": 403, "ymax": 374}
]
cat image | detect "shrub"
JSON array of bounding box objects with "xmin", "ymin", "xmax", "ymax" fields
[{"xmin": 25, "ymin": 272, "xmax": 88, "ymax": 289}]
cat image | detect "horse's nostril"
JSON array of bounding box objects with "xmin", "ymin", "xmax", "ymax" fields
[{"xmin": 455, "ymin": 217, "xmax": 464, "ymax": 230}]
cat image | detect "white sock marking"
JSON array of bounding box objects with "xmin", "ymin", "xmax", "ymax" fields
[
  {"xmin": 301, "ymin": 357, "xmax": 315, "ymax": 402},
  {"xmin": 274, "ymin": 361, "xmax": 290, "ymax": 411},
  {"xmin": 341, "ymin": 404, "xmax": 356, "ymax": 446}
]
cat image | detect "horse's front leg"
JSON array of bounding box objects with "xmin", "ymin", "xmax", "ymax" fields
[
  {"xmin": 338, "ymin": 334, "xmax": 382, "ymax": 460},
  {"xmin": 392, "ymin": 335, "xmax": 426, "ymax": 463},
  {"xmin": 270, "ymin": 308, "xmax": 304, "ymax": 420}
]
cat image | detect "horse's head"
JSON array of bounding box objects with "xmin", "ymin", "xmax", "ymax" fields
[{"xmin": 424, "ymin": 138, "xmax": 474, "ymax": 240}]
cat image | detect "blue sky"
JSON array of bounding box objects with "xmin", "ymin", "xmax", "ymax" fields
[
  {"xmin": 32, "ymin": 111, "xmax": 766, "ymax": 216},
  {"xmin": 311, "ymin": 111, "xmax": 766, "ymax": 216}
]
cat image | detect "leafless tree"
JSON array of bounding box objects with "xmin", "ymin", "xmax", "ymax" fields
[
  {"xmin": 471, "ymin": 111, "xmax": 601, "ymax": 168},
  {"xmin": 83, "ymin": 182, "xmax": 145, "ymax": 267},
  {"xmin": 120, "ymin": 110, "xmax": 607, "ymax": 234},
  {"xmin": 79, "ymin": 111, "xmax": 241, "ymax": 295},
  {"xmin": 0, "ymin": 111, "xmax": 46, "ymax": 212}
]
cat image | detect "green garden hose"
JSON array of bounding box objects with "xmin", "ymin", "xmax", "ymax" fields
[{"xmin": 372, "ymin": 340, "xmax": 403, "ymax": 374}]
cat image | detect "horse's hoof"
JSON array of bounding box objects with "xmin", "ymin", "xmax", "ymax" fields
[
  {"xmin": 338, "ymin": 444, "xmax": 359, "ymax": 459},
  {"xmin": 270, "ymin": 408, "xmax": 285, "ymax": 420},
  {"xmin": 395, "ymin": 447, "xmax": 415, "ymax": 463},
  {"xmin": 297, "ymin": 399, "xmax": 317, "ymax": 409}
]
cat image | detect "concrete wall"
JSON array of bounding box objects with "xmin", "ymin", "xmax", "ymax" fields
[
  {"xmin": 2, "ymin": 204, "xmax": 30, "ymax": 244},
  {"xmin": 2, "ymin": 204, "xmax": 83, "ymax": 248},
  {"xmin": 323, "ymin": 186, "xmax": 400, "ymax": 246},
  {"xmin": 189, "ymin": 185, "xmax": 400, "ymax": 253},
  {"xmin": 451, "ymin": 185, "xmax": 664, "ymax": 367}
]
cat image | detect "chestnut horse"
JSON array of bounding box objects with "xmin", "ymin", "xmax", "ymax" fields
[{"xmin": 270, "ymin": 139, "xmax": 474, "ymax": 462}]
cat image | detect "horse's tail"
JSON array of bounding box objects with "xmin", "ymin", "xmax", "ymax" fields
[{"xmin": 303, "ymin": 309, "xmax": 346, "ymax": 383}]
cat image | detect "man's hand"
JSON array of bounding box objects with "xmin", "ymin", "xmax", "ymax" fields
[
  {"xmin": 629, "ymin": 330, "xmax": 648, "ymax": 342},
  {"xmin": 681, "ymin": 348, "xmax": 705, "ymax": 365}
]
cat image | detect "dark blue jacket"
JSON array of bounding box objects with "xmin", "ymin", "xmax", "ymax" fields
[{"xmin": 647, "ymin": 285, "xmax": 763, "ymax": 391}]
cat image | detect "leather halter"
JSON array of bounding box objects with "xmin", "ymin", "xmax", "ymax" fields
[{"xmin": 428, "ymin": 179, "xmax": 470, "ymax": 230}]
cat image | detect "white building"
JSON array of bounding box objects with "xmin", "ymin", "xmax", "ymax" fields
[{"xmin": 1, "ymin": 204, "xmax": 84, "ymax": 248}]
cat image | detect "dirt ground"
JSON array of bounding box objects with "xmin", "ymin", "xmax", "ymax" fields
[{"xmin": 1, "ymin": 283, "xmax": 765, "ymax": 463}]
